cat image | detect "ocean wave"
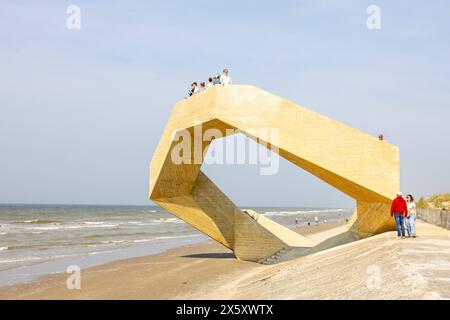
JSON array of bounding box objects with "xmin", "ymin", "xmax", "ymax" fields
[
  {"xmin": 24, "ymin": 226, "xmax": 61, "ymax": 231},
  {"xmin": 0, "ymin": 256, "xmax": 42, "ymax": 264},
  {"xmin": 132, "ymin": 239, "xmax": 154, "ymax": 243},
  {"xmin": 65, "ymin": 224, "xmax": 119, "ymax": 229},
  {"xmin": 133, "ymin": 222, "xmax": 157, "ymax": 226},
  {"xmin": 100, "ymin": 240, "xmax": 130, "ymax": 245},
  {"xmin": 89, "ymin": 250, "xmax": 114, "ymax": 255},
  {"xmin": 85, "ymin": 231, "xmax": 149, "ymax": 239},
  {"xmin": 127, "ymin": 218, "xmax": 183, "ymax": 225},
  {"xmin": 100, "ymin": 239, "xmax": 154, "ymax": 245},
  {"xmin": 21, "ymin": 223, "xmax": 119, "ymax": 231},
  {"xmin": 3, "ymin": 218, "xmax": 182, "ymax": 234},
  {"xmin": 151, "ymin": 234, "xmax": 201, "ymax": 241},
  {"xmin": 152, "ymin": 217, "xmax": 183, "ymax": 223},
  {"xmin": 0, "ymin": 246, "xmax": 8, "ymax": 252},
  {"xmin": 0, "ymin": 253, "xmax": 80, "ymax": 264},
  {"xmin": 263, "ymin": 208, "xmax": 351, "ymax": 216},
  {"xmin": 21, "ymin": 219, "xmax": 60, "ymax": 224},
  {"xmin": 100, "ymin": 234, "xmax": 201, "ymax": 245}
]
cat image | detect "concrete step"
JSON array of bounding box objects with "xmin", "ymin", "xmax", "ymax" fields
[{"xmin": 259, "ymin": 247, "xmax": 294, "ymax": 265}]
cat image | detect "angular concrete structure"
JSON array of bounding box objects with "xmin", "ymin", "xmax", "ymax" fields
[{"xmin": 149, "ymin": 85, "xmax": 399, "ymax": 263}]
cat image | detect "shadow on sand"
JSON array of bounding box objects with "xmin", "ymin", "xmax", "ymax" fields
[{"xmin": 181, "ymin": 252, "xmax": 235, "ymax": 259}]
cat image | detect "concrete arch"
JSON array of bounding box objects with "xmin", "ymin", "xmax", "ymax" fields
[{"xmin": 149, "ymin": 85, "xmax": 399, "ymax": 263}]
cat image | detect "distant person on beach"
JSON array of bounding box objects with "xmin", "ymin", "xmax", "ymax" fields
[
  {"xmin": 390, "ymin": 192, "xmax": 408, "ymax": 239},
  {"xmin": 295, "ymin": 217, "xmax": 298, "ymax": 226},
  {"xmin": 378, "ymin": 134, "xmax": 384, "ymax": 141},
  {"xmin": 220, "ymin": 69, "xmax": 232, "ymax": 85},
  {"xmin": 405, "ymin": 194, "xmax": 417, "ymax": 238},
  {"xmin": 207, "ymin": 77, "xmax": 214, "ymax": 89},
  {"xmin": 200, "ymin": 82, "xmax": 206, "ymax": 92}
]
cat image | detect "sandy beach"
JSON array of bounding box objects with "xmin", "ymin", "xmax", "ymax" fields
[{"xmin": 1, "ymin": 220, "xmax": 450, "ymax": 300}]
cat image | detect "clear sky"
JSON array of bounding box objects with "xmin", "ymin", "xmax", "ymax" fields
[{"xmin": 1, "ymin": 1, "xmax": 449, "ymax": 207}]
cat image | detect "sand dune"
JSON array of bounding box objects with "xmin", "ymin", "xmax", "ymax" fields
[{"xmin": 182, "ymin": 221, "xmax": 450, "ymax": 299}]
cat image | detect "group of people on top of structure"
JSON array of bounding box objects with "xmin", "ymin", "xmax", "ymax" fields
[{"xmin": 187, "ymin": 69, "xmax": 232, "ymax": 98}]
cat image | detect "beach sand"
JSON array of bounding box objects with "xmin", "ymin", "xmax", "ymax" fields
[{"xmin": 1, "ymin": 220, "xmax": 450, "ymax": 300}]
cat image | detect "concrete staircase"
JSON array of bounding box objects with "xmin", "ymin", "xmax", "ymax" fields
[{"xmin": 258, "ymin": 247, "xmax": 294, "ymax": 265}]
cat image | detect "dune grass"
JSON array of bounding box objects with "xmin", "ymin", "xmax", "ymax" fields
[{"xmin": 417, "ymin": 193, "xmax": 450, "ymax": 210}]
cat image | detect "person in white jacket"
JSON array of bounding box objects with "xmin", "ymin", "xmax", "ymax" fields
[
  {"xmin": 219, "ymin": 69, "xmax": 232, "ymax": 85},
  {"xmin": 405, "ymin": 194, "xmax": 417, "ymax": 238}
]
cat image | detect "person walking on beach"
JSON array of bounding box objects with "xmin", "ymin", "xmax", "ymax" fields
[
  {"xmin": 390, "ymin": 192, "xmax": 408, "ymax": 239},
  {"xmin": 405, "ymin": 194, "xmax": 417, "ymax": 238},
  {"xmin": 200, "ymin": 81, "xmax": 206, "ymax": 92},
  {"xmin": 220, "ymin": 68, "xmax": 232, "ymax": 85}
]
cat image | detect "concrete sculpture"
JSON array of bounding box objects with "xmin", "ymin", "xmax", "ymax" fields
[{"xmin": 149, "ymin": 85, "xmax": 399, "ymax": 263}]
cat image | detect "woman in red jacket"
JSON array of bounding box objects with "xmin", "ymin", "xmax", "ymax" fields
[{"xmin": 390, "ymin": 192, "xmax": 408, "ymax": 239}]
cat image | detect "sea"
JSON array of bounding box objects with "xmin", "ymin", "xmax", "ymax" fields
[{"xmin": 0, "ymin": 204, "xmax": 353, "ymax": 287}]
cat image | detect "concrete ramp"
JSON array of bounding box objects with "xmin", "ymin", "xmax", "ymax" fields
[
  {"xmin": 242, "ymin": 209, "xmax": 315, "ymax": 247},
  {"xmin": 243, "ymin": 209, "xmax": 361, "ymax": 264}
]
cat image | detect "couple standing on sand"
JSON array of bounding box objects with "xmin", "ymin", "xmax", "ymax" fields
[{"xmin": 390, "ymin": 192, "xmax": 417, "ymax": 239}]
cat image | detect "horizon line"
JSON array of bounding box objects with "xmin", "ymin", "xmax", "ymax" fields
[{"xmin": 0, "ymin": 202, "xmax": 353, "ymax": 209}]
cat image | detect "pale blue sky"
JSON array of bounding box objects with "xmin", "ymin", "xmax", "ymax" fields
[{"xmin": 0, "ymin": 1, "xmax": 449, "ymax": 207}]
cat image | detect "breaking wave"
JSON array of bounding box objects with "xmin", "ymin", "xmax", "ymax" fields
[{"xmin": 263, "ymin": 208, "xmax": 351, "ymax": 216}]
